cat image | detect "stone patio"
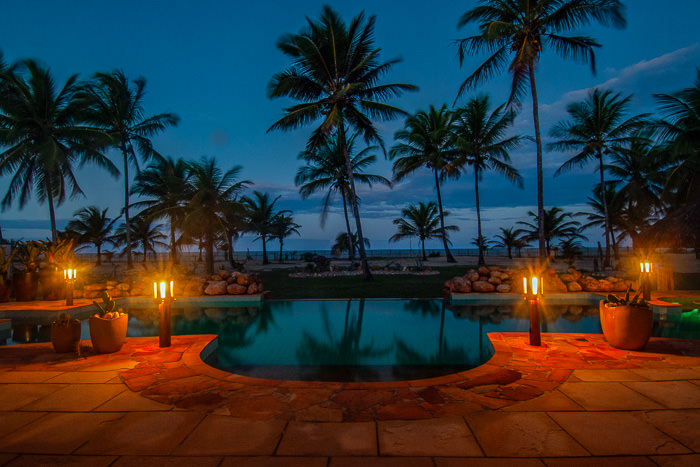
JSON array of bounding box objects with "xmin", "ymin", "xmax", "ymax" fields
[{"xmin": 0, "ymin": 329, "xmax": 699, "ymax": 465}]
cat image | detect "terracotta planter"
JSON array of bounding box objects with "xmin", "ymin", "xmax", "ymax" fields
[
  {"xmin": 0, "ymin": 281, "xmax": 10, "ymax": 302},
  {"xmin": 13, "ymin": 271, "xmax": 39, "ymax": 301},
  {"xmin": 51, "ymin": 320, "xmax": 81, "ymax": 353},
  {"xmin": 89, "ymin": 314, "xmax": 128, "ymax": 353},
  {"xmin": 39, "ymin": 267, "xmax": 65, "ymax": 300},
  {"xmin": 599, "ymin": 300, "xmax": 653, "ymax": 350}
]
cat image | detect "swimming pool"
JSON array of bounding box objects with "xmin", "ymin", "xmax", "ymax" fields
[{"xmin": 3, "ymin": 298, "xmax": 698, "ymax": 382}]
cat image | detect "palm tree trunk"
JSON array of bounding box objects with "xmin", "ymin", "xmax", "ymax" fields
[
  {"xmin": 279, "ymin": 238, "xmax": 284, "ymax": 264},
  {"xmin": 45, "ymin": 178, "xmax": 58, "ymax": 242},
  {"xmin": 339, "ymin": 124, "xmax": 373, "ymax": 280},
  {"xmin": 598, "ymin": 151, "xmax": 612, "ymax": 269},
  {"xmin": 262, "ymin": 234, "xmax": 268, "ymax": 265},
  {"xmin": 169, "ymin": 216, "xmax": 178, "ymax": 264},
  {"xmin": 529, "ymin": 64, "xmax": 546, "ymax": 261},
  {"xmin": 120, "ymin": 141, "xmax": 133, "ymax": 269},
  {"xmin": 421, "ymin": 237, "xmax": 427, "ymax": 261},
  {"xmin": 205, "ymin": 231, "xmax": 214, "ymax": 274},
  {"xmin": 340, "ymin": 191, "xmax": 355, "ymax": 262},
  {"xmin": 434, "ymin": 168, "xmax": 456, "ymax": 263},
  {"xmin": 475, "ymin": 168, "xmax": 484, "ymax": 265},
  {"xmin": 96, "ymin": 243, "xmax": 102, "ymax": 265},
  {"xmin": 227, "ymin": 233, "xmax": 235, "ymax": 267}
]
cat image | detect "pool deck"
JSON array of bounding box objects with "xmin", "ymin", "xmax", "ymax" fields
[{"xmin": 1, "ymin": 325, "xmax": 700, "ymax": 465}]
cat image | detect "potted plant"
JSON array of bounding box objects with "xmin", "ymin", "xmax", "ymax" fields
[
  {"xmin": 51, "ymin": 312, "xmax": 81, "ymax": 353},
  {"xmin": 0, "ymin": 247, "xmax": 16, "ymax": 302},
  {"xmin": 599, "ymin": 286, "xmax": 653, "ymax": 350},
  {"xmin": 13, "ymin": 241, "xmax": 42, "ymax": 301},
  {"xmin": 38, "ymin": 238, "xmax": 75, "ymax": 300},
  {"xmin": 89, "ymin": 292, "xmax": 128, "ymax": 353}
]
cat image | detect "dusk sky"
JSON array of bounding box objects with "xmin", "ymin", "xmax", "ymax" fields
[{"xmin": 1, "ymin": 0, "xmax": 699, "ymax": 252}]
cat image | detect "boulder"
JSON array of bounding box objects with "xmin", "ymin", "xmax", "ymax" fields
[
  {"xmin": 559, "ymin": 274, "xmax": 576, "ymax": 283},
  {"xmin": 247, "ymin": 283, "xmax": 260, "ymax": 294},
  {"xmin": 479, "ymin": 276, "xmax": 489, "ymax": 282},
  {"xmin": 605, "ymin": 276, "xmax": 620, "ymax": 283},
  {"xmin": 236, "ymin": 274, "xmax": 251, "ymax": 286},
  {"xmin": 597, "ymin": 280, "xmax": 614, "ymax": 292},
  {"xmin": 496, "ymin": 283, "xmax": 511, "ymax": 293},
  {"xmin": 488, "ymin": 277, "xmax": 502, "ymax": 285},
  {"xmin": 227, "ymin": 283, "xmax": 247, "ymax": 295},
  {"xmin": 106, "ymin": 280, "xmax": 118, "ymax": 287},
  {"xmin": 209, "ymin": 275, "xmax": 222, "ymax": 281},
  {"xmin": 83, "ymin": 289, "xmax": 103, "ymax": 299},
  {"xmin": 218, "ymin": 270, "xmax": 231, "ymax": 280},
  {"xmin": 567, "ymin": 281, "xmax": 583, "ymax": 292},
  {"xmin": 204, "ymin": 280, "xmax": 228, "ymax": 296},
  {"xmin": 543, "ymin": 274, "xmax": 568, "ymax": 293},
  {"xmin": 478, "ymin": 267, "xmax": 490, "ymax": 276},
  {"xmin": 85, "ymin": 283, "xmax": 106, "ymax": 291},
  {"xmin": 613, "ymin": 280, "xmax": 629, "ymax": 292},
  {"xmin": 568, "ymin": 268, "xmax": 582, "ymax": 280},
  {"xmin": 116, "ymin": 283, "xmax": 130, "ymax": 291},
  {"xmin": 456, "ymin": 281, "xmax": 472, "ymax": 293},
  {"xmin": 450, "ymin": 277, "xmax": 467, "ymax": 292},
  {"xmin": 466, "ymin": 270, "xmax": 480, "ymax": 282},
  {"xmin": 472, "ymin": 281, "xmax": 496, "ymax": 293},
  {"xmin": 582, "ymin": 279, "xmax": 600, "ymax": 292},
  {"xmin": 499, "ymin": 272, "xmax": 510, "ymax": 281}
]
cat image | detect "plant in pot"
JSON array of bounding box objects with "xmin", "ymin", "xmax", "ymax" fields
[
  {"xmin": 0, "ymin": 247, "xmax": 16, "ymax": 302},
  {"xmin": 89, "ymin": 292, "xmax": 128, "ymax": 353},
  {"xmin": 51, "ymin": 312, "xmax": 81, "ymax": 353},
  {"xmin": 13, "ymin": 241, "xmax": 42, "ymax": 301},
  {"xmin": 599, "ymin": 286, "xmax": 653, "ymax": 350},
  {"xmin": 38, "ymin": 238, "xmax": 76, "ymax": 300}
]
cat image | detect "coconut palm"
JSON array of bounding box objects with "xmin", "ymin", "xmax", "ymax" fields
[
  {"xmin": 578, "ymin": 182, "xmax": 624, "ymax": 258},
  {"xmin": 0, "ymin": 60, "xmax": 117, "ymax": 241},
  {"xmin": 654, "ymin": 69, "xmax": 700, "ymax": 206},
  {"xmin": 65, "ymin": 206, "xmax": 119, "ymax": 265},
  {"xmin": 243, "ymin": 191, "xmax": 282, "ymax": 266},
  {"xmin": 268, "ymin": 5, "xmax": 417, "ymax": 280},
  {"xmin": 220, "ymin": 200, "xmax": 247, "ymax": 268},
  {"xmin": 550, "ymin": 89, "xmax": 648, "ymax": 267},
  {"xmin": 296, "ymin": 133, "xmax": 390, "ymax": 261},
  {"xmin": 449, "ymin": 95, "xmax": 524, "ymax": 265},
  {"xmin": 390, "ymin": 105, "xmax": 457, "ymax": 262},
  {"xmin": 331, "ymin": 232, "xmax": 370, "ymax": 259},
  {"xmin": 77, "ymin": 71, "xmax": 179, "ymax": 268},
  {"xmin": 389, "ymin": 202, "xmax": 457, "ymax": 261},
  {"xmin": 270, "ymin": 212, "xmax": 301, "ymax": 264},
  {"xmin": 494, "ymin": 226, "xmax": 527, "ymax": 259},
  {"xmin": 517, "ymin": 207, "xmax": 585, "ymax": 255},
  {"xmin": 456, "ymin": 0, "xmax": 626, "ymax": 259},
  {"xmin": 112, "ymin": 215, "xmax": 167, "ymax": 263},
  {"xmin": 183, "ymin": 157, "xmax": 250, "ymax": 274}
]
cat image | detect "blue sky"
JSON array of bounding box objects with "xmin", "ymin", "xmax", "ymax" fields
[{"xmin": 1, "ymin": 0, "xmax": 699, "ymax": 251}]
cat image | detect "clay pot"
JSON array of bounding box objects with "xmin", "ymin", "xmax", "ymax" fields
[
  {"xmin": 13, "ymin": 271, "xmax": 39, "ymax": 301},
  {"xmin": 89, "ymin": 314, "xmax": 128, "ymax": 353},
  {"xmin": 0, "ymin": 281, "xmax": 10, "ymax": 302},
  {"xmin": 51, "ymin": 320, "xmax": 81, "ymax": 353},
  {"xmin": 599, "ymin": 300, "xmax": 653, "ymax": 350}
]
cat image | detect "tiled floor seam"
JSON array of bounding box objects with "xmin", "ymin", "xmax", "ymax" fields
[
  {"xmin": 166, "ymin": 411, "xmax": 211, "ymax": 456},
  {"xmin": 272, "ymin": 420, "xmax": 291, "ymax": 456},
  {"xmin": 638, "ymin": 410, "xmax": 700, "ymax": 454},
  {"xmin": 618, "ymin": 381, "xmax": 673, "ymax": 409},
  {"xmin": 460, "ymin": 415, "xmax": 486, "ymax": 457},
  {"xmin": 543, "ymin": 411, "xmax": 593, "ymax": 457}
]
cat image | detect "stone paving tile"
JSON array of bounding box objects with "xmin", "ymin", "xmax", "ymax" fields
[
  {"xmin": 0, "ymin": 412, "xmax": 46, "ymax": 438},
  {"xmin": 542, "ymin": 456, "xmax": 657, "ymax": 466},
  {"xmin": 630, "ymin": 368, "xmax": 700, "ymax": 381},
  {"xmin": 22, "ymin": 383, "xmax": 125, "ymax": 412},
  {"xmin": 0, "ymin": 412, "xmax": 125, "ymax": 454},
  {"xmin": 331, "ymin": 457, "xmax": 433, "ymax": 467},
  {"xmin": 173, "ymin": 415, "xmax": 285, "ymax": 456},
  {"xmin": 557, "ymin": 382, "xmax": 663, "ymax": 411},
  {"xmin": 465, "ymin": 412, "xmax": 588, "ymax": 457},
  {"xmin": 220, "ymin": 457, "xmax": 327, "ymax": 467},
  {"xmin": 46, "ymin": 371, "xmax": 120, "ymax": 383},
  {"xmin": 277, "ymin": 422, "xmax": 377, "ymax": 456},
  {"xmin": 378, "ymin": 417, "xmax": 482, "ymax": 457},
  {"xmin": 75, "ymin": 412, "xmax": 205, "ymax": 456},
  {"xmin": 649, "ymin": 454, "xmax": 700, "ymax": 467},
  {"xmin": 504, "ymin": 391, "xmax": 584, "ymax": 412},
  {"xmin": 435, "ymin": 459, "xmax": 545, "ymax": 467},
  {"xmin": 549, "ymin": 412, "xmax": 691, "ymax": 456},
  {"xmin": 4, "ymin": 454, "xmax": 117, "ymax": 466},
  {"xmin": 112, "ymin": 455, "xmax": 223, "ymax": 466},
  {"xmin": 0, "ymin": 454, "xmax": 18, "ymax": 465},
  {"xmin": 624, "ymin": 381, "xmax": 700, "ymax": 409},
  {"xmin": 0, "ymin": 383, "xmax": 66, "ymax": 410},
  {"xmin": 94, "ymin": 390, "xmax": 173, "ymax": 412},
  {"xmin": 0, "ymin": 371, "xmax": 64, "ymax": 383},
  {"xmin": 643, "ymin": 409, "xmax": 700, "ymax": 452},
  {"xmin": 571, "ymin": 369, "xmax": 648, "ymax": 382}
]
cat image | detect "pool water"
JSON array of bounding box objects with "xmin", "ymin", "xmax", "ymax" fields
[{"xmin": 4, "ymin": 299, "xmax": 699, "ymax": 382}]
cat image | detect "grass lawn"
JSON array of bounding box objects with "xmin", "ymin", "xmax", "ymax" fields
[{"xmin": 259, "ymin": 265, "xmax": 479, "ymax": 299}]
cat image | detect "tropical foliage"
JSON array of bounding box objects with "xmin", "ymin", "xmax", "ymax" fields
[{"xmin": 389, "ymin": 201, "xmax": 457, "ymax": 261}]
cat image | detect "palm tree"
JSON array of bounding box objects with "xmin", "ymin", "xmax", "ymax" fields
[
  {"xmin": 654, "ymin": 69, "xmax": 700, "ymax": 206},
  {"xmin": 331, "ymin": 232, "xmax": 370, "ymax": 259},
  {"xmin": 389, "ymin": 202, "xmax": 457, "ymax": 261},
  {"xmin": 517, "ymin": 207, "xmax": 584, "ymax": 255},
  {"xmin": 243, "ymin": 191, "xmax": 281, "ymax": 266},
  {"xmin": 295, "ymin": 133, "xmax": 390, "ymax": 261},
  {"xmin": 270, "ymin": 212, "xmax": 301, "ymax": 264},
  {"xmin": 65, "ymin": 206, "xmax": 119, "ymax": 265},
  {"xmin": 112, "ymin": 215, "xmax": 167, "ymax": 263},
  {"xmin": 456, "ymin": 0, "xmax": 626, "ymax": 259},
  {"xmin": 550, "ymin": 89, "xmax": 648, "ymax": 267},
  {"xmin": 494, "ymin": 226, "xmax": 527, "ymax": 259},
  {"xmin": 449, "ymin": 95, "xmax": 524, "ymax": 265},
  {"xmin": 183, "ymin": 157, "xmax": 249, "ymax": 274},
  {"xmin": 220, "ymin": 200, "xmax": 247, "ymax": 267},
  {"xmin": 0, "ymin": 60, "xmax": 117, "ymax": 241},
  {"xmin": 578, "ymin": 182, "xmax": 624, "ymax": 259},
  {"xmin": 268, "ymin": 5, "xmax": 417, "ymax": 280},
  {"xmin": 130, "ymin": 155, "xmax": 191, "ymax": 263},
  {"xmin": 390, "ymin": 105, "xmax": 457, "ymax": 262},
  {"xmin": 77, "ymin": 71, "xmax": 179, "ymax": 268}
]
